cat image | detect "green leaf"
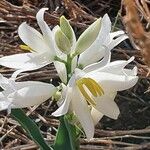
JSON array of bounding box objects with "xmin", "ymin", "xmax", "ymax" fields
[
  {"xmin": 55, "ymin": 27, "xmax": 71, "ymax": 54},
  {"xmin": 75, "ymin": 18, "xmax": 101, "ymax": 54},
  {"xmin": 11, "ymin": 109, "xmax": 51, "ymax": 150},
  {"xmin": 53, "ymin": 116, "xmax": 79, "ymax": 150},
  {"xmin": 60, "ymin": 16, "xmax": 74, "ymax": 46}
]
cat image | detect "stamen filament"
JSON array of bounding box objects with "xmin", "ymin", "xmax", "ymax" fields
[
  {"xmin": 76, "ymin": 77, "xmax": 104, "ymax": 107},
  {"xmin": 77, "ymin": 82, "xmax": 96, "ymax": 106},
  {"xmin": 87, "ymin": 78, "xmax": 104, "ymax": 95}
]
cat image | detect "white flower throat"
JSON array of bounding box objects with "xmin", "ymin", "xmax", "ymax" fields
[{"xmin": 76, "ymin": 77, "xmax": 104, "ymax": 106}]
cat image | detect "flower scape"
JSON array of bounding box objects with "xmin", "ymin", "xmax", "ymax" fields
[{"xmin": 0, "ymin": 8, "xmax": 138, "ymax": 150}]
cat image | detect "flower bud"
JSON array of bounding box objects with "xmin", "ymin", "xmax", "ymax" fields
[
  {"xmin": 75, "ymin": 18, "xmax": 101, "ymax": 55},
  {"xmin": 55, "ymin": 27, "xmax": 71, "ymax": 54},
  {"xmin": 60, "ymin": 16, "xmax": 74, "ymax": 46}
]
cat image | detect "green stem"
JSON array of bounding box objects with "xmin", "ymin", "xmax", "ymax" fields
[
  {"xmin": 54, "ymin": 53, "xmax": 80, "ymax": 149},
  {"xmin": 53, "ymin": 116, "xmax": 79, "ymax": 150},
  {"xmin": 71, "ymin": 52, "xmax": 78, "ymax": 60},
  {"xmin": 54, "ymin": 55, "xmax": 67, "ymax": 64},
  {"xmin": 66, "ymin": 54, "xmax": 72, "ymax": 82}
]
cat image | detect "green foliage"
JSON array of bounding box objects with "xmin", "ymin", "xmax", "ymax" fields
[
  {"xmin": 53, "ymin": 116, "xmax": 79, "ymax": 150},
  {"xmin": 11, "ymin": 109, "xmax": 52, "ymax": 150}
]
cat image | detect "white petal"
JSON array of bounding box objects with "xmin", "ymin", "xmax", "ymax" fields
[
  {"xmin": 83, "ymin": 50, "xmax": 111, "ymax": 72},
  {"xmin": 108, "ymin": 34, "xmax": 128, "ymax": 50},
  {"xmin": 54, "ymin": 61, "xmax": 67, "ymax": 84},
  {"xmin": 52, "ymin": 87, "xmax": 72, "ymax": 116},
  {"xmin": 0, "ymin": 92, "xmax": 5, "ymax": 99},
  {"xmin": 109, "ymin": 31, "xmax": 125, "ymax": 39},
  {"xmin": 87, "ymin": 72, "xmax": 138, "ymax": 92},
  {"xmin": 18, "ymin": 22, "xmax": 50, "ymax": 53},
  {"xmin": 52, "ymin": 74, "xmax": 76, "ymax": 116},
  {"xmin": 94, "ymin": 92, "xmax": 120, "ymax": 119},
  {"xmin": 91, "ymin": 107, "xmax": 103, "ymax": 125},
  {"xmin": 8, "ymin": 81, "xmax": 57, "ymax": 108},
  {"xmin": 71, "ymin": 87, "xmax": 94, "ymax": 140},
  {"xmin": 56, "ymin": 84, "xmax": 67, "ymax": 107},
  {"xmin": 78, "ymin": 14, "xmax": 111, "ymax": 68},
  {"xmin": 0, "ymin": 53, "xmax": 50, "ymax": 71},
  {"xmin": 96, "ymin": 56, "xmax": 135, "ymax": 74},
  {"xmin": 124, "ymin": 66, "xmax": 138, "ymax": 76},
  {"xmin": 36, "ymin": 8, "xmax": 55, "ymax": 55},
  {"xmin": 0, "ymin": 101, "xmax": 11, "ymax": 111},
  {"xmin": 74, "ymin": 68, "xmax": 86, "ymax": 80}
]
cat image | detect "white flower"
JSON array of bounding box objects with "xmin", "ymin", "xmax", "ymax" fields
[
  {"xmin": 0, "ymin": 74, "xmax": 57, "ymax": 112},
  {"xmin": 52, "ymin": 56, "xmax": 138, "ymax": 140},
  {"xmin": 53, "ymin": 14, "xmax": 128, "ymax": 83},
  {"xmin": 77, "ymin": 14, "xmax": 128, "ymax": 68},
  {"xmin": 0, "ymin": 8, "xmax": 56, "ymax": 74}
]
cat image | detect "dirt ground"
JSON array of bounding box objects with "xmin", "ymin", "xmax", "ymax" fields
[{"xmin": 0, "ymin": 0, "xmax": 150, "ymax": 149}]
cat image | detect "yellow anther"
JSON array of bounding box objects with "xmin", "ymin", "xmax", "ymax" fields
[
  {"xmin": 87, "ymin": 78, "xmax": 104, "ymax": 96},
  {"xmin": 20, "ymin": 45, "xmax": 33, "ymax": 51},
  {"xmin": 77, "ymin": 80, "xmax": 96, "ymax": 106},
  {"xmin": 76, "ymin": 77, "xmax": 104, "ymax": 106},
  {"xmin": 81, "ymin": 78, "xmax": 97, "ymax": 97}
]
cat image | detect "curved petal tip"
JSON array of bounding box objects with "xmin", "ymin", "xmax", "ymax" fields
[{"xmin": 36, "ymin": 8, "xmax": 48, "ymax": 22}]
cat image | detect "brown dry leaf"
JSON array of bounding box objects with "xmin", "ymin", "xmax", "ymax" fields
[
  {"xmin": 63, "ymin": 0, "xmax": 95, "ymax": 21},
  {"xmin": 121, "ymin": 0, "xmax": 150, "ymax": 66}
]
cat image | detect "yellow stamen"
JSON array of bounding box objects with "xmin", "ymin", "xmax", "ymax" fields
[
  {"xmin": 87, "ymin": 78, "xmax": 104, "ymax": 96},
  {"xmin": 20, "ymin": 45, "xmax": 33, "ymax": 51},
  {"xmin": 81, "ymin": 78, "xmax": 97, "ymax": 97},
  {"xmin": 76, "ymin": 77, "xmax": 104, "ymax": 106}
]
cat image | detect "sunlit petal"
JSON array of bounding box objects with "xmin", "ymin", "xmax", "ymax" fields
[
  {"xmin": 83, "ymin": 50, "xmax": 111, "ymax": 73},
  {"xmin": 0, "ymin": 53, "xmax": 50, "ymax": 72},
  {"xmin": 0, "ymin": 101, "xmax": 11, "ymax": 111},
  {"xmin": 91, "ymin": 107, "xmax": 103, "ymax": 125},
  {"xmin": 71, "ymin": 87, "xmax": 94, "ymax": 140},
  {"xmin": 8, "ymin": 81, "xmax": 57, "ymax": 108},
  {"xmin": 36, "ymin": 8, "xmax": 55, "ymax": 54},
  {"xmin": 78, "ymin": 14, "xmax": 111, "ymax": 68},
  {"xmin": 54, "ymin": 61, "xmax": 67, "ymax": 84},
  {"xmin": 96, "ymin": 56, "xmax": 135, "ymax": 74},
  {"xmin": 94, "ymin": 92, "xmax": 120, "ymax": 119},
  {"xmin": 18, "ymin": 22, "xmax": 49, "ymax": 53},
  {"xmin": 110, "ymin": 31, "xmax": 125, "ymax": 39},
  {"xmin": 107, "ymin": 34, "xmax": 128, "ymax": 51},
  {"xmin": 87, "ymin": 72, "xmax": 138, "ymax": 92},
  {"xmin": 52, "ymin": 87, "xmax": 72, "ymax": 116}
]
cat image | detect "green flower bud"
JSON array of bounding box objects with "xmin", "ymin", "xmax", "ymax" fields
[
  {"xmin": 75, "ymin": 18, "xmax": 101, "ymax": 55},
  {"xmin": 60, "ymin": 16, "xmax": 74, "ymax": 46},
  {"xmin": 55, "ymin": 27, "xmax": 71, "ymax": 54}
]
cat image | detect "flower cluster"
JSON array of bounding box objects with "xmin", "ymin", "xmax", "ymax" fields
[{"xmin": 0, "ymin": 8, "xmax": 138, "ymax": 139}]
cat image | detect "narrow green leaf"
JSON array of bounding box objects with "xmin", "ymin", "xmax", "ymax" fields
[
  {"xmin": 60, "ymin": 16, "xmax": 74, "ymax": 46},
  {"xmin": 75, "ymin": 18, "xmax": 101, "ymax": 54},
  {"xmin": 11, "ymin": 108, "xmax": 51, "ymax": 150},
  {"xmin": 55, "ymin": 27, "xmax": 71, "ymax": 54},
  {"xmin": 53, "ymin": 116, "xmax": 79, "ymax": 150}
]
